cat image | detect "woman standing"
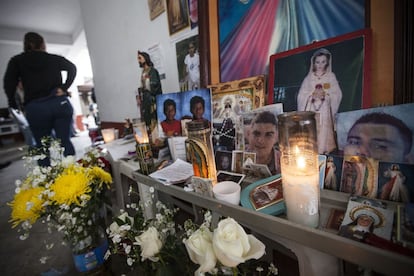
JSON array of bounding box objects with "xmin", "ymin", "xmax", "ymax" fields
[{"xmin": 3, "ymin": 32, "xmax": 77, "ymax": 160}]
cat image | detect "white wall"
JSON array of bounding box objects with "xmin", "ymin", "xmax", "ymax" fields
[
  {"xmin": 79, "ymin": 0, "xmax": 197, "ymax": 123},
  {"xmin": 0, "ymin": 43, "xmax": 21, "ymax": 107}
]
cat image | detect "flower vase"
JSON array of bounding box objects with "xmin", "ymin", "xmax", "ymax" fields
[{"xmin": 71, "ymin": 226, "xmax": 108, "ymax": 274}]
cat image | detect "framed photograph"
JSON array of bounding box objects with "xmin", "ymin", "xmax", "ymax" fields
[
  {"xmin": 249, "ymin": 177, "xmax": 283, "ymax": 211},
  {"xmin": 216, "ymin": 171, "xmax": 245, "ymax": 185},
  {"xmin": 336, "ymin": 103, "xmax": 414, "ymax": 165},
  {"xmin": 377, "ymin": 162, "xmax": 414, "ymax": 203},
  {"xmin": 323, "ymin": 154, "xmax": 344, "ymax": 192},
  {"xmin": 268, "ymin": 28, "xmax": 372, "ymax": 113},
  {"xmin": 244, "ymin": 163, "xmax": 272, "ymax": 179},
  {"xmin": 209, "ymin": 75, "xmax": 266, "ymax": 151},
  {"xmin": 176, "ymin": 35, "xmax": 200, "ymax": 91},
  {"xmin": 242, "ymin": 103, "xmax": 283, "ymax": 151},
  {"xmin": 240, "ymin": 175, "xmax": 285, "ymax": 215},
  {"xmin": 339, "ymin": 196, "xmax": 394, "ymax": 241},
  {"xmin": 155, "ymin": 88, "xmax": 212, "ymax": 138},
  {"xmin": 166, "ymin": 0, "xmax": 190, "ymax": 35},
  {"xmin": 147, "ymin": 0, "xmax": 165, "ymax": 20},
  {"xmin": 339, "ymin": 155, "xmax": 379, "ymax": 199},
  {"xmin": 231, "ymin": 150, "xmax": 244, "ymax": 173},
  {"xmin": 215, "ymin": 150, "xmax": 232, "ymax": 172}
]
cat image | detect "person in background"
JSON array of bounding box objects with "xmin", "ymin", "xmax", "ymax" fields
[
  {"xmin": 3, "ymin": 32, "xmax": 77, "ymax": 159},
  {"xmin": 137, "ymin": 51, "xmax": 162, "ymax": 137},
  {"xmin": 246, "ymin": 111, "xmax": 281, "ymax": 175},
  {"xmin": 297, "ymin": 48, "xmax": 342, "ymax": 154},
  {"xmin": 183, "ymin": 42, "xmax": 200, "ymax": 90},
  {"xmin": 344, "ymin": 112, "xmax": 413, "ymax": 164},
  {"xmin": 161, "ymin": 98, "xmax": 182, "ymax": 137}
]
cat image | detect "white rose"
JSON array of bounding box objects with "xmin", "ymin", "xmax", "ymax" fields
[
  {"xmin": 184, "ymin": 227, "xmax": 216, "ymax": 274},
  {"xmin": 135, "ymin": 226, "xmax": 163, "ymax": 261},
  {"xmin": 212, "ymin": 218, "xmax": 265, "ymax": 267},
  {"xmin": 108, "ymin": 212, "xmax": 134, "ymax": 237}
]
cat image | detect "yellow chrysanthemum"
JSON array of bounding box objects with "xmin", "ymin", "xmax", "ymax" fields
[
  {"xmin": 50, "ymin": 168, "xmax": 91, "ymax": 206},
  {"xmin": 89, "ymin": 166, "xmax": 112, "ymax": 187},
  {"xmin": 9, "ymin": 187, "xmax": 45, "ymax": 228}
]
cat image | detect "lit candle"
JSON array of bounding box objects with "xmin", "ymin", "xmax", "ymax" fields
[
  {"xmin": 133, "ymin": 121, "xmax": 154, "ymax": 175},
  {"xmin": 278, "ymin": 112, "xmax": 320, "ymax": 228}
]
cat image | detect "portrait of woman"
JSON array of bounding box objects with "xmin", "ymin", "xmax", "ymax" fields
[
  {"xmin": 297, "ymin": 48, "xmax": 342, "ymax": 154},
  {"xmin": 215, "ymin": 150, "xmax": 232, "ymax": 172}
]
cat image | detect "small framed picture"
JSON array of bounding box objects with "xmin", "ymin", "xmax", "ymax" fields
[
  {"xmin": 243, "ymin": 152, "xmax": 256, "ymax": 166},
  {"xmin": 245, "ymin": 163, "xmax": 272, "ymax": 178},
  {"xmin": 216, "ymin": 171, "xmax": 245, "ymax": 185},
  {"xmin": 231, "ymin": 150, "xmax": 244, "ymax": 173},
  {"xmin": 215, "ymin": 150, "xmax": 233, "ymax": 172},
  {"xmin": 249, "ymin": 176, "xmax": 283, "ymax": 211}
]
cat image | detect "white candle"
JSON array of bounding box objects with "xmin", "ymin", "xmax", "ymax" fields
[{"xmin": 282, "ymin": 170, "xmax": 320, "ymax": 228}]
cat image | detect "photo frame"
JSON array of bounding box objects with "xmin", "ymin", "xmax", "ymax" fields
[
  {"xmin": 216, "ymin": 171, "xmax": 245, "ymax": 185},
  {"xmin": 336, "ymin": 103, "xmax": 414, "ymax": 165},
  {"xmin": 176, "ymin": 35, "xmax": 200, "ymax": 91},
  {"xmin": 268, "ymin": 28, "xmax": 372, "ymax": 113},
  {"xmin": 242, "ymin": 103, "xmax": 283, "ymax": 152},
  {"xmin": 166, "ymin": 0, "xmax": 190, "ymax": 35},
  {"xmin": 240, "ymin": 174, "xmax": 285, "ymax": 216},
  {"xmin": 209, "ymin": 75, "xmax": 266, "ymax": 152},
  {"xmin": 249, "ymin": 177, "xmax": 283, "ymax": 211},
  {"xmin": 147, "ymin": 0, "xmax": 165, "ymax": 20},
  {"xmin": 215, "ymin": 150, "xmax": 232, "ymax": 172},
  {"xmin": 155, "ymin": 88, "xmax": 212, "ymax": 138}
]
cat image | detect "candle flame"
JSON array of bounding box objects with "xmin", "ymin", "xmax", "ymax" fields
[{"xmin": 297, "ymin": 156, "xmax": 306, "ymax": 169}]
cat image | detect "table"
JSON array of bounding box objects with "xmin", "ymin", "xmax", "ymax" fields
[
  {"xmin": 100, "ymin": 138, "xmax": 138, "ymax": 214},
  {"xmin": 132, "ymin": 171, "xmax": 414, "ymax": 276}
]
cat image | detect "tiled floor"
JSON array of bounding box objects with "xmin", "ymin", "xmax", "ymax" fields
[{"xmin": 0, "ymin": 132, "xmax": 96, "ymax": 275}]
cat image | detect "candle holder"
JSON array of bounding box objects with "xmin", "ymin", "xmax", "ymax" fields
[
  {"xmin": 186, "ymin": 120, "xmax": 217, "ymax": 184},
  {"xmin": 136, "ymin": 142, "xmax": 154, "ymax": 175},
  {"xmin": 133, "ymin": 120, "xmax": 154, "ymax": 175},
  {"xmin": 277, "ymin": 111, "xmax": 320, "ymax": 228}
]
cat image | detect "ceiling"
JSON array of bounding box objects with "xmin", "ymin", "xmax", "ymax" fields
[{"xmin": 0, "ymin": 0, "xmax": 83, "ymax": 54}]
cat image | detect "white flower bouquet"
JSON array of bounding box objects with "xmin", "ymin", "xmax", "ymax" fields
[
  {"xmin": 107, "ymin": 189, "xmax": 278, "ymax": 275},
  {"xmin": 183, "ymin": 211, "xmax": 279, "ymax": 275},
  {"xmin": 106, "ymin": 199, "xmax": 193, "ymax": 275}
]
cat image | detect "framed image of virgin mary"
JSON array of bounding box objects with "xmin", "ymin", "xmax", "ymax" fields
[{"xmin": 268, "ymin": 28, "xmax": 372, "ymax": 113}]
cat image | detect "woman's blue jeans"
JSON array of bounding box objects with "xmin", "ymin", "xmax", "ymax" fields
[{"xmin": 25, "ymin": 95, "xmax": 75, "ymax": 158}]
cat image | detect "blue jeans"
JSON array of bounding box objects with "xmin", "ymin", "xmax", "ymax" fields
[{"xmin": 25, "ymin": 96, "xmax": 75, "ymax": 157}]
